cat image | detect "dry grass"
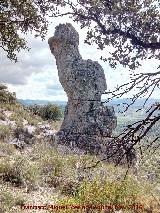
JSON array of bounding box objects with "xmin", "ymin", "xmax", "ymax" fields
[
  {"xmin": 0, "ymin": 98, "xmax": 159, "ymax": 213},
  {"xmin": 0, "ymin": 139, "xmax": 159, "ymax": 213}
]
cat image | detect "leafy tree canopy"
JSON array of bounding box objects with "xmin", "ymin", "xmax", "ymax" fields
[
  {"xmin": 0, "ymin": 0, "xmax": 160, "ymax": 68},
  {"xmin": 0, "ymin": 0, "xmax": 62, "ymax": 61},
  {"xmin": 63, "ymin": 0, "xmax": 160, "ymax": 70}
]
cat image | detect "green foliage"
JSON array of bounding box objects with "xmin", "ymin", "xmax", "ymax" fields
[
  {"xmin": 0, "ymin": 154, "xmax": 40, "ymax": 188},
  {"xmin": 67, "ymin": 0, "xmax": 160, "ymax": 69},
  {"xmin": 28, "ymin": 104, "xmax": 63, "ymax": 121},
  {"xmin": 0, "ymin": 84, "xmax": 7, "ymax": 90},
  {"xmin": 0, "ymin": 124, "xmax": 13, "ymax": 140},
  {"xmin": 0, "ymin": 112, "xmax": 6, "ymax": 121},
  {"xmin": 77, "ymin": 178, "xmax": 141, "ymax": 204},
  {"xmin": 0, "ymin": 144, "xmax": 41, "ymax": 191},
  {"xmin": 0, "ymin": 157, "xmax": 23, "ymax": 186},
  {"xmin": 0, "ymin": 91, "xmax": 159, "ymax": 212},
  {"xmin": 0, "ymin": 86, "xmax": 43, "ymax": 127},
  {"xmin": 0, "ymin": 84, "xmax": 16, "ymax": 104},
  {"xmin": 0, "ymin": 140, "xmax": 17, "ymax": 155},
  {"xmin": 0, "ymin": 187, "xmax": 25, "ymax": 213},
  {"xmin": 1, "ymin": 1, "xmax": 159, "ymax": 66},
  {"xmin": 0, "ymin": 138, "xmax": 159, "ymax": 212},
  {"xmin": 29, "ymin": 142, "xmax": 96, "ymax": 192},
  {"xmin": 57, "ymin": 176, "xmax": 153, "ymax": 213},
  {"xmin": 0, "ymin": 0, "xmax": 49, "ymax": 61},
  {"xmin": 136, "ymin": 148, "xmax": 160, "ymax": 187}
]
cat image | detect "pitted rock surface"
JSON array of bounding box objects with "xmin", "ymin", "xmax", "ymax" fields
[{"xmin": 48, "ymin": 23, "xmax": 136, "ymax": 165}]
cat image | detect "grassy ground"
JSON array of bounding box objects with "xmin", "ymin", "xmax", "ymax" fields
[
  {"xmin": 0, "ymin": 138, "xmax": 160, "ymax": 213},
  {"xmin": 0, "ymin": 89, "xmax": 159, "ymax": 212}
]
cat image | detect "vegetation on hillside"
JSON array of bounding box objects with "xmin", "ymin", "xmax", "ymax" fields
[
  {"xmin": 0, "ymin": 84, "xmax": 16, "ymax": 104},
  {"xmin": 1, "ymin": 0, "xmax": 160, "ymax": 211},
  {"xmin": 28, "ymin": 104, "xmax": 63, "ymax": 121},
  {"xmin": 0, "ymin": 85, "xmax": 159, "ymax": 212},
  {"xmin": 1, "ymin": 1, "xmax": 160, "ymax": 163},
  {"xmin": 0, "ymin": 139, "xmax": 159, "ymax": 213}
]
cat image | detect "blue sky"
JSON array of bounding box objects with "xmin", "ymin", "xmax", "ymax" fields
[{"xmin": 0, "ymin": 16, "xmax": 159, "ymax": 101}]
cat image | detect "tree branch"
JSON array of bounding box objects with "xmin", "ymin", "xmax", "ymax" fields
[{"xmin": 73, "ymin": 11, "xmax": 160, "ymax": 50}]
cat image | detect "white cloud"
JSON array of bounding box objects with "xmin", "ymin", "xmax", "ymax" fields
[{"xmin": 0, "ymin": 16, "xmax": 159, "ymax": 100}]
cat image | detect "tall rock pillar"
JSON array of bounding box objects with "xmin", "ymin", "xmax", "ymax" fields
[{"xmin": 48, "ymin": 23, "xmax": 136, "ymax": 165}]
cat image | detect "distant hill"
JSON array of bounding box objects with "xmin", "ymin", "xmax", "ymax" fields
[
  {"xmin": 18, "ymin": 99, "xmax": 67, "ymax": 106},
  {"xmin": 18, "ymin": 98, "xmax": 159, "ymax": 108}
]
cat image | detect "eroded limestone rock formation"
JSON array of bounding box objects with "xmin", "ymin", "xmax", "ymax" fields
[{"xmin": 48, "ymin": 23, "xmax": 136, "ymax": 165}]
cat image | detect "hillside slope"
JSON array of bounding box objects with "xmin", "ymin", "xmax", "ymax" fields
[{"xmin": 0, "ymin": 85, "xmax": 159, "ymax": 213}]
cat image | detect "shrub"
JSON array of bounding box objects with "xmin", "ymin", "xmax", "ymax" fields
[
  {"xmin": 30, "ymin": 142, "xmax": 81, "ymax": 191},
  {"xmin": 16, "ymin": 106, "xmax": 42, "ymax": 126},
  {"xmin": 0, "ymin": 157, "xmax": 23, "ymax": 186},
  {"xmin": 0, "ymin": 84, "xmax": 16, "ymax": 104},
  {"xmin": 0, "ymin": 125, "xmax": 13, "ymax": 140},
  {"xmin": 0, "ymin": 112, "xmax": 5, "ymax": 120},
  {"xmin": 56, "ymin": 176, "xmax": 153, "ymax": 213},
  {"xmin": 136, "ymin": 150, "xmax": 160, "ymax": 186},
  {"xmin": 28, "ymin": 104, "xmax": 63, "ymax": 121},
  {"xmin": 0, "ymin": 154, "xmax": 40, "ymax": 189},
  {"xmin": 0, "ymin": 140, "xmax": 17, "ymax": 155},
  {"xmin": 0, "ymin": 187, "xmax": 25, "ymax": 213}
]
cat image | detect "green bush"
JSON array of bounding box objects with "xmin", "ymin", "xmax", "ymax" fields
[
  {"xmin": 0, "ymin": 154, "xmax": 40, "ymax": 188},
  {"xmin": 0, "ymin": 157, "xmax": 24, "ymax": 186},
  {"xmin": 0, "ymin": 125, "xmax": 13, "ymax": 140},
  {"xmin": 28, "ymin": 104, "xmax": 63, "ymax": 121},
  {"xmin": 0, "ymin": 140, "xmax": 17, "ymax": 155},
  {"xmin": 56, "ymin": 177, "xmax": 151, "ymax": 213},
  {"xmin": 0, "ymin": 84, "xmax": 16, "ymax": 104},
  {"xmin": 0, "ymin": 187, "xmax": 25, "ymax": 213}
]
